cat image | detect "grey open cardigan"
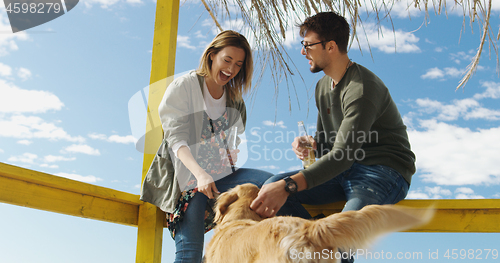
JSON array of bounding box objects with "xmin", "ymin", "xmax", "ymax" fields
[{"xmin": 140, "ymin": 70, "xmax": 247, "ymax": 213}]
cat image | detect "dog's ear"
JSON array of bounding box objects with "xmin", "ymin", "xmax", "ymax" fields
[{"xmin": 214, "ymin": 190, "xmax": 239, "ymax": 224}]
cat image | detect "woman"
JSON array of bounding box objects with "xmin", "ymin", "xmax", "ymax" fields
[{"xmin": 140, "ymin": 30, "xmax": 272, "ymax": 262}]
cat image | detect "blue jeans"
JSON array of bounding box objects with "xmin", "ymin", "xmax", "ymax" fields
[
  {"xmin": 264, "ymin": 163, "xmax": 409, "ymax": 263},
  {"xmin": 173, "ymin": 168, "xmax": 273, "ymax": 263}
]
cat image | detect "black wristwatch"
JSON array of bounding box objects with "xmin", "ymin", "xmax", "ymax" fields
[{"xmin": 284, "ymin": 176, "xmax": 298, "ymax": 194}]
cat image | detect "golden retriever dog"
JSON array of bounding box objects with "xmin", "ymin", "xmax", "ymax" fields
[{"xmin": 205, "ymin": 183, "xmax": 433, "ymax": 263}]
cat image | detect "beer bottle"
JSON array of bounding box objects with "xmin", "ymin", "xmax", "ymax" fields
[{"xmin": 298, "ymin": 121, "xmax": 315, "ymax": 168}]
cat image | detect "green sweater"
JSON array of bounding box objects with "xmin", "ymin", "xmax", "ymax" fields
[{"xmin": 301, "ymin": 63, "xmax": 415, "ymax": 189}]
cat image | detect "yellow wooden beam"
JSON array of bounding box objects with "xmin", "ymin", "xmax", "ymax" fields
[
  {"xmin": 0, "ymin": 162, "xmax": 141, "ymax": 226},
  {"xmin": 136, "ymin": 0, "xmax": 180, "ymax": 262},
  {"xmin": 136, "ymin": 203, "xmax": 166, "ymax": 263},
  {"xmin": 141, "ymin": 0, "xmax": 180, "ymax": 168},
  {"xmin": 2, "ymin": 160, "xmax": 499, "ymax": 235},
  {"xmin": 304, "ymin": 199, "xmax": 500, "ymax": 233},
  {"xmin": 1, "ymin": 159, "xmax": 500, "ymax": 236},
  {"xmin": 401, "ymin": 199, "xmax": 500, "ymax": 233}
]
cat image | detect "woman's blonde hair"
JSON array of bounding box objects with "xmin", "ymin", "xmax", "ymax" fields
[{"xmin": 197, "ymin": 30, "xmax": 253, "ymax": 101}]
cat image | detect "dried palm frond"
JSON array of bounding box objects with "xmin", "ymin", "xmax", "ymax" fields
[
  {"xmin": 457, "ymin": 0, "xmax": 496, "ymax": 89},
  {"xmin": 200, "ymin": 0, "xmax": 498, "ymax": 97}
]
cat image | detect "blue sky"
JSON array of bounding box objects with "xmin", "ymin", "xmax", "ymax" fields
[{"xmin": 1, "ymin": 0, "xmax": 500, "ymax": 262}]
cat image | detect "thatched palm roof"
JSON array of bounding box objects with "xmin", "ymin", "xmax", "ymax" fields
[{"xmin": 201, "ymin": 0, "xmax": 498, "ymax": 92}]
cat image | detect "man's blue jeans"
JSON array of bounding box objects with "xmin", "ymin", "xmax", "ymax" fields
[
  {"xmin": 264, "ymin": 163, "xmax": 409, "ymax": 263},
  {"xmin": 173, "ymin": 168, "xmax": 273, "ymax": 263}
]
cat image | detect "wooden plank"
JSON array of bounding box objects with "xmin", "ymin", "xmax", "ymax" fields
[
  {"xmin": 414, "ymin": 208, "xmax": 500, "ymax": 233},
  {"xmin": 304, "ymin": 199, "xmax": 500, "ymax": 233},
  {"xmin": 0, "ymin": 172, "xmax": 139, "ymax": 226},
  {"xmin": 0, "ymin": 162, "xmax": 142, "ymax": 206},
  {"xmin": 2, "ymin": 159, "xmax": 499, "ymax": 234}
]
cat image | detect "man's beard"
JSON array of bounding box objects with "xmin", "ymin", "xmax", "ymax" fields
[{"xmin": 310, "ymin": 63, "xmax": 323, "ymax": 73}]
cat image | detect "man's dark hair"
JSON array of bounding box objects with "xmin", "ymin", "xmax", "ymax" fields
[{"xmin": 299, "ymin": 12, "xmax": 350, "ymax": 53}]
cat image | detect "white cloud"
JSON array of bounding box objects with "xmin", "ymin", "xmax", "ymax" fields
[
  {"xmin": 0, "ymin": 115, "xmax": 85, "ymax": 142},
  {"xmin": 421, "ymin": 66, "xmax": 465, "ymax": 80},
  {"xmin": 425, "ymin": 186, "xmax": 453, "ymax": 197},
  {"xmin": 108, "ymin": 135, "xmax": 136, "ymax": 144},
  {"xmin": 464, "ymin": 107, "xmax": 500, "ymax": 121},
  {"xmin": 414, "ymin": 96, "xmax": 500, "ymax": 121},
  {"xmin": 43, "ymin": 155, "xmax": 76, "ymax": 163},
  {"xmin": 17, "ymin": 67, "xmax": 32, "ymax": 81},
  {"xmin": 375, "ymin": 0, "xmax": 424, "ymax": 18},
  {"xmin": 282, "ymin": 25, "xmax": 300, "ymax": 49},
  {"xmin": 177, "ymin": 35, "xmax": 196, "ymax": 50},
  {"xmin": 409, "ymin": 120, "xmax": 500, "ymax": 186},
  {"xmin": 263, "ymin": 120, "xmax": 287, "ymax": 129},
  {"xmin": 353, "ymin": 23, "xmax": 420, "ymax": 53},
  {"xmin": 194, "ymin": 30, "xmax": 207, "ymax": 39},
  {"xmin": 406, "ymin": 82, "xmax": 500, "ymax": 186},
  {"xmin": 455, "ymin": 187, "xmax": 474, "ymax": 194},
  {"xmin": 406, "ymin": 186, "xmax": 452, "ymax": 199},
  {"xmin": 88, "ymin": 133, "xmax": 136, "ymax": 144},
  {"xmin": 455, "ymin": 187, "xmax": 484, "ymax": 199},
  {"xmin": 493, "ymin": 0, "xmax": 500, "ymax": 11},
  {"xmin": 407, "ymin": 186, "xmax": 486, "ymax": 199},
  {"xmin": 88, "ymin": 133, "xmax": 108, "ymax": 140},
  {"xmin": 0, "ymin": 79, "xmax": 64, "ymax": 113},
  {"xmin": 82, "ymin": 0, "xmax": 120, "ymax": 9},
  {"xmin": 443, "ymin": 67, "xmax": 462, "ymax": 77},
  {"xmin": 406, "ymin": 191, "xmax": 430, "ymax": 199},
  {"xmin": 0, "ymin": 63, "xmax": 12, "ymax": 76},
  {"xmin": 80, "ymin": 0, "xmax": 151, "ymax": 8},
  {"xmin": 17, "ymin": 140, "xmax": 32, "ymax": 145},
  {"xmin": 0, "ymin": 148, "xmax": 4, "ymax": 153},
  {"xmin": 62, "ymin": 144, "xmax": 101, "ymax": 156},
  {"xmin": 201, "ymin": 18, "xmax": 214, "ymax": 28},
  {"xmin": 56, "ymin": 172, "xmax": 103, "ymax": 183},
  {"xmin": 0, "ymin": 13, "xmax": 29, "ymax": 56},
  {"xmin": 450, "ymin": 50, "xmax": 474, "ymax": 65},
  {"xmin": 434, "ymin": 47, "xmax": 445, "ymax": 52},
  {"xmin": 421, "ymin": 67, "xmax": 444, "ymax": 79},
  {"xmin": 414, "ymin": 98, "xmax": 480, "ymax": 121},
  {"xmin": 8, "ymin": 153, "xmax": 38, "ymax": 164},
  {"xmin": 473, "ymin": 81, "xmax": 500, "ymax": 100}
]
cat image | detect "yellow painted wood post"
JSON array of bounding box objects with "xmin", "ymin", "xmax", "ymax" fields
[{"xmin": 136, "ymin": 0, "xmax": 179, "ymax": 262}]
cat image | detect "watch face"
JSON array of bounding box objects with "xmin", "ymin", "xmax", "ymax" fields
[{"xmin": 286, "ymin": 181, "xmax": 297, "ymax": 193}]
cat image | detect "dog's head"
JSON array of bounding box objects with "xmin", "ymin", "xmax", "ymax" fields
[{"xmin": 214, "ymin": 183, "xmax": 265, "ymax": 225}]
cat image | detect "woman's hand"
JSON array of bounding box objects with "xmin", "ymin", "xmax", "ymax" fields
[
  {"xmin": 176, "ymin": 146, "xmax": 219, "ymax": 199},
  {"xmin": 196, "ymin": 172, "xmax": 219, "ymax": 199}
]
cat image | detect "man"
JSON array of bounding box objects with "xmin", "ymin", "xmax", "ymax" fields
[{"xmin": 250, "ymin": 12, "xmax": 416, "ymax": 262}]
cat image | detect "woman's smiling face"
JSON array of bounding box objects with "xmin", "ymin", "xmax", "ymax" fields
[{"xmin": 209, "ymin": 46, "xmax": 246, "ymax": 87}]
